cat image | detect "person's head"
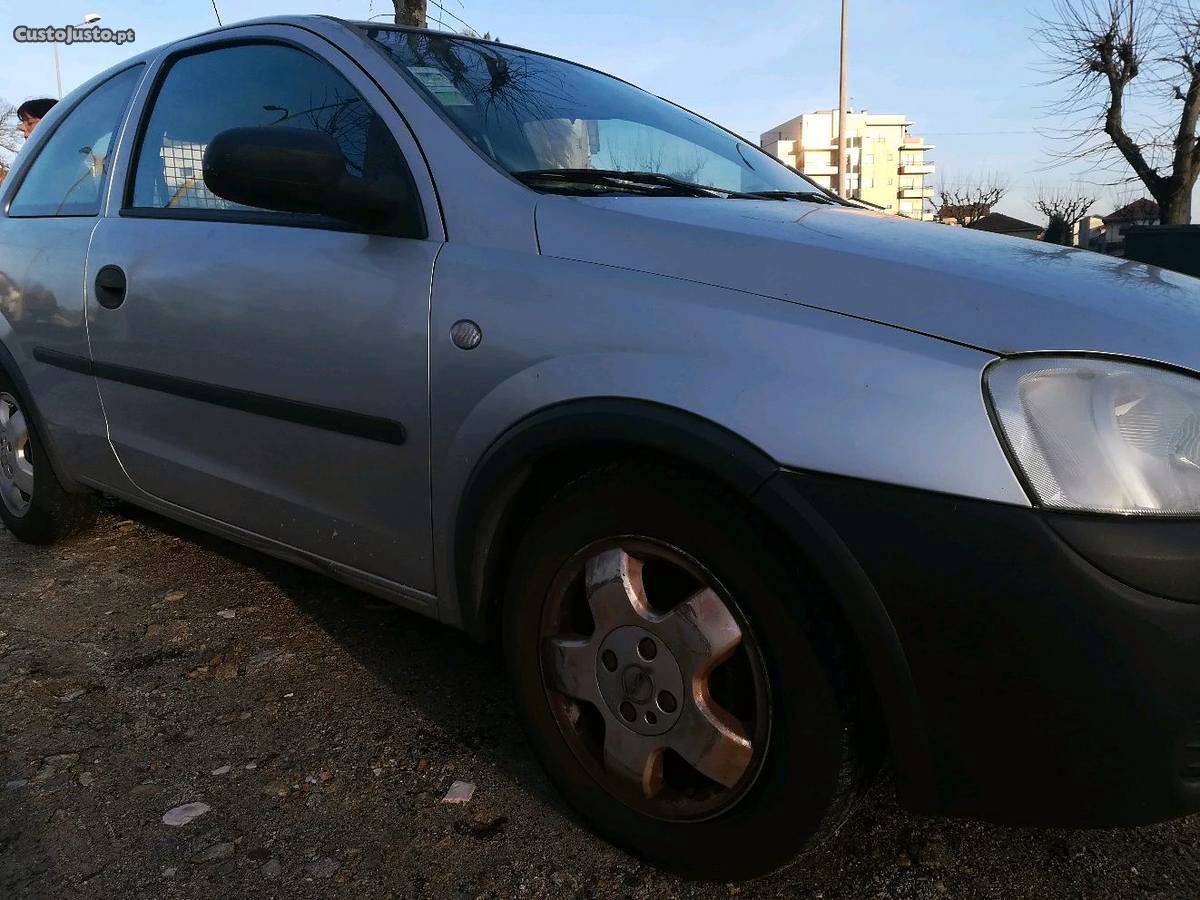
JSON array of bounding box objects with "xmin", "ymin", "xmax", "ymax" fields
[{"xmin": 16, "ymin": 98, "xmax": 57, "ymax": 139}]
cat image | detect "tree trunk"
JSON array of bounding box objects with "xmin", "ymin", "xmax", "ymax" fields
[
  {"xmin": 1155, "ymin": 180, "xmax": 1194, "ymax": 225},
  {"xmin": 393, "ymin": 0, "xmax": 427, "ymax": 27}
]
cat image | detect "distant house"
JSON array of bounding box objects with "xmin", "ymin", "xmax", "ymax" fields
[
  {"xmin": 1101, "ymin": 198, "xmax": 1160, "ymax": 254},
  {"xmin": 965, "ymin": 213, "xmax": 1043, "ymax": 241},
  {"xmin": 937, "ymin": 202, "xmax": 992, "ymax": 227},
  {"xmin": 1073, "ymin": 215, "xmax": 1106, "ymax": 251}
]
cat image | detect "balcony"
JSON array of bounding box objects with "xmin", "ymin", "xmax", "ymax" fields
[
  {"xmin": 899, "ymin": 162, "xmax": 935, "ymax": 175},
  {"xmin": 898, "ymin": 186, "xmax": 934, "ymax": 199},
  {"xmin": 902, "ymin": 138, "xmax": 935, "ymax": 151}
]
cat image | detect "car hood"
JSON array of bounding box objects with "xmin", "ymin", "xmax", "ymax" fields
[{"xmin": 536, "ymin": 195, "xmax": 1200, "ymax": 370}]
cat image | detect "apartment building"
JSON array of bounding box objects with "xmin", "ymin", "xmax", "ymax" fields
[{"xmin": 760, "ymin": 110, "xmax": 935, "ymax": 220}]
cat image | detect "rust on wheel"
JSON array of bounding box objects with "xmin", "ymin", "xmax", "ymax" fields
[{"xmin": 539, "ymin": 541, "xmax": 771, "ymax": 820}]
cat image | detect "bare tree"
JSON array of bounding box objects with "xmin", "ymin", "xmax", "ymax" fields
[
  {"xmin": 1111, "ymin": 182, "xmax": 1149, "ymax": 212},
  {"xmin": 1036, "ymin": 0, "xmax": 1200, "ymax": 224},
  {"xmin": 670, "ymin": 148, "xmax": 709, "ymax": 183},
  {"xmin": 386, "ymin": 31, "xmax": 570, "ymax": 128},
  {"xmin": 1035, "ymin": 186, "xmax": 1096, "ymax": 244},
  {"xmin": 606, "ymin": 133, "xmax": 665, "ymax": 174},
  {"xmin": 0, "ymin": 99, "xmax": 22, "ymax": 186},
  {"xmin": 936, "ymin": 173, "xmax": 1008, "ymax": 226},
  {"xmin": 392, "ymin": 0, "xmax": 427, "ymax": 27},
  {"xmin": 0, "ymin": 100, "xmax": 21, "ymax": 156}
]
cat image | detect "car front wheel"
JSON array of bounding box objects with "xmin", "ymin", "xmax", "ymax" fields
[{"xmin": 504, "ymin": 463, "xmax": 877, "ymax": 880}]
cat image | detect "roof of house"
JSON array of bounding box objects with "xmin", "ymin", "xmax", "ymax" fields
[
  {"xmin": 936, "ymin": 203, "xmax": 988, "ymax": 221},
  {"xmin": 965, "ymin": 212, "xmax": 1043, "ymax": 235},
  {"xmin": 1103, "ymin": 198, "xmax": 1160, "ymax": 223}
]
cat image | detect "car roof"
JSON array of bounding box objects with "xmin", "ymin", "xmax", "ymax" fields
[{"xmin": 87, "ymin": 15, "xmax": 558, "ymax": 89}]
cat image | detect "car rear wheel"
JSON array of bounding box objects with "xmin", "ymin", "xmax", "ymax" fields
[
  {"xmin": 0, "ymin": 379, "xmax": 97, "ymax": 545},
  {"xmin": 504, "ymin": 463, "xmax": 876, "ymax": 880}
]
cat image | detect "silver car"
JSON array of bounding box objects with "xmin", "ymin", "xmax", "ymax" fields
[{"xmin": 3, "ymin": 16, "xmax": 1200, "ymax": 880}]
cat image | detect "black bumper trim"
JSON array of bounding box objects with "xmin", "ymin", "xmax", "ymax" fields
[
  {"xmin": 781, "ymin": 470, "xmax": 1200, "ymax": 827},
  {"xmin": 1047, "ymin": 512, "xmax": 1200, "ymax": 603}
]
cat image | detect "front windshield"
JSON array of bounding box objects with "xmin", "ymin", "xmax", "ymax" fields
[{"xmin": 365, "ymin": 27, "xmax": 825, "ymax": 196}]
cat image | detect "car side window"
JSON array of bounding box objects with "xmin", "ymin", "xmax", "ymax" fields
[
  {"xmin": 129, "ymin": 42, "xmax": 414, "ymax": 220},
  {"xmin": 7, "ymin": 65, "xmax": 143, "ymax": 218}
]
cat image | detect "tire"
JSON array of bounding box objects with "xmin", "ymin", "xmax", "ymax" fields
[
  {"xmin": 503, "ymin": 462, "xmax": 877, "ymax": 881},
  {"xmin": 0, "ymin": 374, "xmax": 98, "ymax": 545}
]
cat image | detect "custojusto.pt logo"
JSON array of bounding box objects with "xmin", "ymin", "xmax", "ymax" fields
[{"xmin": 13, "ymin": 25, "xmax": 136, "ymax": 46}]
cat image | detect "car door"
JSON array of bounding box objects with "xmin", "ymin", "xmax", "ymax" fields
[
  {"xmin": 0, "ymin": 64, "xmax": 146, "ymax": 492},
  {"xmin": 85, "ymin": 29, "xmax": 443, "ymax": 595}
]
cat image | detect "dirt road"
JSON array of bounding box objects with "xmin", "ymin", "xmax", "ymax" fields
[{"xmin": 2, "ymin": 504, "xmax": 1198, "ymax": 898}]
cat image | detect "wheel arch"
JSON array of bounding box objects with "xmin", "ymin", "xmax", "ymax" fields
[
  {"xmin": 0, "ymin": 335, "xmax": 83, "ymax": 493},
  {"xmin": 451, "ymin": 397, "xmax": 939, "ymax": 810}
]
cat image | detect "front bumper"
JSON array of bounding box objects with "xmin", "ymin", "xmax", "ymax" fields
[{"xmin": 778, "ymin": 471, "xmax": 1200, "ymax": 827}]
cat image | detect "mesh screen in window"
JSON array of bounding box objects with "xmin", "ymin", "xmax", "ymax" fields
[
  {"xmin": 159, "ymin": 138, "xmax": 228, "ymax": 210},
  {"xmin": 129, "ymin": 42, "xmax": 405, "ymax": 215}
]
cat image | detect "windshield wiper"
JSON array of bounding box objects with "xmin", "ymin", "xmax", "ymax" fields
[
  {"xmin": 514, "ymin": 169, "xmax": 750, "ymax": 199},
  {"xmin": 514, "ymin": 169, "xmax": 845, "ymax": 204},
  {"xmin": 737, "ymin": 190, "xmax": 847, "ymax": 206}
]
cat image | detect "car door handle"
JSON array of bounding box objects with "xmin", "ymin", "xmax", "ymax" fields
[{"xmin": 95, "ymin": 265, "xmax": 127, "ymax": 309}]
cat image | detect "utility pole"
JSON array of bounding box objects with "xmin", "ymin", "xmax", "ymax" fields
[
  {"xmin": 836, "ymin": 0, "xmax": 848, "ymax": 197},
  {"xmin": 53, "ymin": 15, "xmax": 103, "ymax": 99}
]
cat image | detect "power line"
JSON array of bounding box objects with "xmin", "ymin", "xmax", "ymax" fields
[
  {"xmin": 427, "ymin": 0, "xmax": 480, "ymax": 36},
  {"xmin": 922, "ymin": 130, "xmax": 1036, "ymax": 136}
]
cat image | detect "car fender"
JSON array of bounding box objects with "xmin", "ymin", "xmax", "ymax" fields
[{"xmin": 427, "ymin": 247, "xmax": 979, "ymax": 808}]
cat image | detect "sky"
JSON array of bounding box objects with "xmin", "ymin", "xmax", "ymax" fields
[{"xmin": 1, "ymin": 0, "xmax": 1195, "ymax": 222}]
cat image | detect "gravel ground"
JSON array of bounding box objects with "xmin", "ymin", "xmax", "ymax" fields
[{"xmin": 2, "ymin": 502, "xmax": 1199, "ymax": 899}]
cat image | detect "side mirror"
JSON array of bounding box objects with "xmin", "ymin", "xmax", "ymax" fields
[{"xmin": 202, "ymin": 126, "xmax": 422, "ymax": 236}]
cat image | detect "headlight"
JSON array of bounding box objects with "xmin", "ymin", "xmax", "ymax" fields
[{"xmin": 986, "ymin": 356, "xmax": 1200, "ymax": 515}]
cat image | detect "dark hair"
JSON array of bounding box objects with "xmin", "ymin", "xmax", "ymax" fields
[{"xmin": 16, "ymin": 98, "xmax": 57, "ymax": 122}]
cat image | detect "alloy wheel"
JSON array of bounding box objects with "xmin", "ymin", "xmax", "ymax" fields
[
  {"xmin": 539, "ymin": 540, "xmax": 771, "ymax": 821},
  {"xmin": 0, "ymin": 392, "xmax": 33, "ymax": 517}
]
